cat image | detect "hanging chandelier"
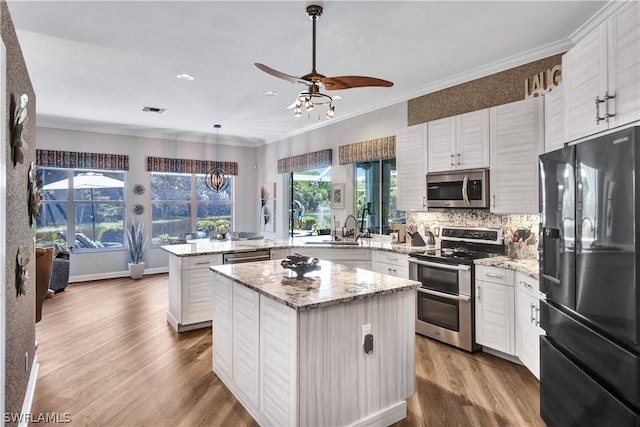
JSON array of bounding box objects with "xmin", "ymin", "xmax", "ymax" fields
[
  {"xmin": 205, "ymin": 124, "xmax": 229, "ymax": 193},
  {"xmin": 291, "ymin": 82, "xmax": 335, "ymax": 119}
]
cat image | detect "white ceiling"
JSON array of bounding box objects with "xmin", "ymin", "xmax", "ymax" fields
[{"xmin": 7, "ymin": 1, "xmax": 608, "ymax": 147}]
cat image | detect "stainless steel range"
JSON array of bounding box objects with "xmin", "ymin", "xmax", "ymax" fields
[{"xmin": 409, "ymin": 226, "xmax": 504, "ymax": 352}]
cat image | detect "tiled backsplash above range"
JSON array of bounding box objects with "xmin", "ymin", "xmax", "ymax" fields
[{"xmin": 407, "ymin": 210, "xmax": 539, "ymax": 260}]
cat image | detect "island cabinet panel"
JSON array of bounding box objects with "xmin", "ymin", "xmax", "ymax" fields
[
  {"xmin": 167, "ymin": 253, "xmax": 222, "ymax": 331},
  {"xmin": 232, "ymin": 285, "xmax": 260, "ymax": 406},
  {"xmin": 212, "ymin": 276, "xmax": 233, "ymax": 380},
  {"xmin": 259, "ymin": 295, "xmax": 298, "ymax": 427},
  {"xmin": 297, "ymin": 289, "xmax": 415, "ymax": 427},
  {"xmin": 301, "ymin": 248, "xmax": 371, "ymax": 270}
]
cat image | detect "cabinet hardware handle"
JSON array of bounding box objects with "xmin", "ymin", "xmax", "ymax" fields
[
  {"xmin": 477, "ymin": 286, "xmax": 481, "ymax": 300},
  {"xmin": 595, "ymin": 95, "xmax": 606, "ymax": 124},
  {"xmin": 519, "ymin": 280, "xmax": 532, "ymax": 288},
  {"xmin": 195, "ymin": 261, "xmax": 211, "ymax": 265},
  {"xmin": 492, "ymin": 194, "xmax": 496, "ymax": 208},
  {"xmin": 534, "ymin": 306, "xmax": 540, "ymax": 326},
  {"xmin": 530, "ymin": 304, "xmax": 536, "ymax": 322},
  {"xmin": 387, "ymin": 257, "xmax": 398, "ymax": 261},
  {"xmin": 422, "ymin": 196, "xmax": 427, "ymax": 208},
  {"xmin": 604, "ymin": 91, "xmax": 616, "ymax": 122},
  {"xmin": 393, "ymin": 269, "xmax": 397, "ymax": 275},
  {"xmin": 457, "ymin": 153, "xmax": 461, "ymax": 166},
  {"xmin": 485, "ymin": 272, "xmax": 503, "ymax": 278}
]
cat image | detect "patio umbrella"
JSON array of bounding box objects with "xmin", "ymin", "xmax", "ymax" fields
[{"xmin": 42, "ymin": 172, "xmax": 124, "ymax": 243}]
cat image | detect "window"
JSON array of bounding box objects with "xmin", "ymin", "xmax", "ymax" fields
[
  {"xmin": 36, "ymin": 167, "xmax": 126, "ymax": 251},
  {"xmin": 355, "ymin": 159, "xmax": 403, "ymax": 235},
  {"xmin": 289, "ymin": 167, "xmax": 332, "ymax": 237},
  {"xmin": 150, "ymin": 172, "xmax": 233, "ymax": 244}
]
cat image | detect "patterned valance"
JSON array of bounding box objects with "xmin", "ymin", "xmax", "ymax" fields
[
  {"xmin": 36, "ymin": 149, "xmax": 129, "ymax": 171},
  {"xmin": 147, "ymin": 156, "xmax": 238, "ymax": 175},
  {"xmin": 338, "ymin": 136, "xmax": 396, "ymax": 165},
  {"xmin": 278, "ymin": 149, "xmax": 332, "ymax": 174}
]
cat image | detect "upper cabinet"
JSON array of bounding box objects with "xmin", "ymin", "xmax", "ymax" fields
[
  {"xmin": 563, "ymin": 1, "xmax": 640, "ymax": 142},
  {"xmin": 490, "ymin": 97, "xmax": 544, "ymax": 214},
  {"xmin": 544, "ymin": 85, "xmax": 564, "ymax": 153},
  {"xmin": 428, "ymin": 109, "xmax": 490, "ymax": 173},
  {"xmin": 396, "ymin": 123, "xmax": 428, "ymax": 211}
]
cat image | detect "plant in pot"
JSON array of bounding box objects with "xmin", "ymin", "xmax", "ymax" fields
[{"xmin": 126, "ymin": 218, "xmax": 149, "ymax": 279}]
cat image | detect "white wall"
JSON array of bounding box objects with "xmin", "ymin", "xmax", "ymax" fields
[
  {"xmin": 256, "ymin": 102, "xmax": 407, "ymax": 239},
  {"xmin": 36, "ymin": 127, "xmax": 259, "ymax": 280}
]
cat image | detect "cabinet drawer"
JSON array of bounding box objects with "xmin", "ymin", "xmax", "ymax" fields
[
  {"xmin": 476, "ymin": 265, "xmax": 513, "ymax": 285},
  {"xmin": 373, "ymin": 251, "xmax": 408, "ymax": 266},
  {"xmin": 516, "ymin": 272, "xmax": 539, "ymax": 296},
  {"xmin": 185, "ymin": 254, "xmax": 222, "ymax": 270}
]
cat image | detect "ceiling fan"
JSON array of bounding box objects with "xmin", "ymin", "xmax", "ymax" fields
[{"xmin": 255, "ymin": 4, "xmax": 393, "ymax": 118}]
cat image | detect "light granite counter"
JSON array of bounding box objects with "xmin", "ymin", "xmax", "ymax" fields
[
  {"xmin": 474, "ymin": 256, "xmax": 539, "ymax": 280},
  {"xmin": 161, "ymin": 237, "xmax": 427, "ymax": 257},
  {"xmin": 210, "ymin": 259, "xmax": 419, "ymax": 311}
]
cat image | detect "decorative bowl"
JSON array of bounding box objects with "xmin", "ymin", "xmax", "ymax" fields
[{"xmin": 281, "ymin": 253, "xmax": 321, "ymax": 279}]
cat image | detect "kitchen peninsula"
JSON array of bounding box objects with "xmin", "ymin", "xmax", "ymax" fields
[{"xmin": 209, "ymin": 259, "xmax": 419, "ymax": 426}]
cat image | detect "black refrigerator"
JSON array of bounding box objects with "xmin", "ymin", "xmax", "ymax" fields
[{"xmin": 539, "ymin": 126, "xmax": 640, "ymax": 426}]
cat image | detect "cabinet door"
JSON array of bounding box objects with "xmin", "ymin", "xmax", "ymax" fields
[
  {"xmin": 563, "ymin": 22, "xmax": 609, "ymax": 142},
  {"xmin": 233, "ymin": 285, "xmax": 260, "ymax": 406},
  {"xmin": 608, "ymin": 1, "xmax": 640, "ymax": 130},
  {"xmin": 213, "ymin": 276, "xmax": 233, "ymax": 380},
  {"xmin": 544, "ymin": 85, "xmax": 565, "ymax": 153},
  {"xmin": 456, "ymin": 109, "xmax": 489, "ymax": 169},
  {"xmin": 476, "ymin": 280, "xmax": 515, "ymax": 355},
  {"xmin": 428, "ymin": 117, "xmax": 456, "ymax": 172},
  {"xmin": 490, "ymin": 97, "xmax": 544, "ymax": 214},
  {"xmin": 516, "ymin": 288, "xmax": 540, "ymax": 379},
  {"xmin": 396, "ymin": 124, "xmax": 428, "ymax": 211},
  {"xmin": 185, "ymin": 268, "xmax": 215, "ymax": 324}
]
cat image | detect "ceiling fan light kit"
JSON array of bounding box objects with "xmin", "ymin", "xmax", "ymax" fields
[{"xmin": 255, "ymin": 4, "xmax": 393, "ymax": 120}]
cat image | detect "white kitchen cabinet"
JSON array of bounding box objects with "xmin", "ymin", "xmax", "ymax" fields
[
  {"xmin": 428, "ymin": 109, "xmax": 490, "ymax": 173},
  {"xmin": 489, "ymin": 97, "xmax": 544, "ymax": 214},
  {"xmin": 515, "ymin": 272, "xmax": 541, "ymax": 379},
  {"xmin": 475, "ymin": 265, "xmax": 515, "ymax": 355},
  {"xmin": 167, "ymin": 253, "xmax": 223, "ymax": 331},
  {"xmin": 212, "ymin": 275, "xmax": 233, "ymax": 379},
  {"xmin": 544, "ymin": 85, "xmax": 564, "ymax": 153},
  {"xmin": 372, "ymin": 251, "xmax": 409, "ymax": 279},
  {"xmin": 396, "ymin": 123, "xmax": 428, "ymax": 211},
  {"xmin": 232, "ymin": 284, "xmax": 261, "ymax": 406},
  {"xmin": 300, "ymin": 248, "xmax": 371, "ymax": 271},
  {"xmin": 563, "ymin": 1, "xmax": 640, "ymax": 142}
]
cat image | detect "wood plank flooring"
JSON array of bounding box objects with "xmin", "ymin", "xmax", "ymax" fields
[{"xmin": 32, "ymin": 274, "xmax": 544, "ymax": 426}]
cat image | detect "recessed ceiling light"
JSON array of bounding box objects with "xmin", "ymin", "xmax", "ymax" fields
[
  {"xmin": 263, "ymin": 91, "xmax": 278, "ymax": 96},
  {"xmin": 176, "ymin": 73, "xmax": 195, "ymax": 81}
]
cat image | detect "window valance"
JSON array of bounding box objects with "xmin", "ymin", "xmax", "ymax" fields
[
  {"xmin": 278, "ymin": 149, "xmax": 332, "ymax": 174},
  {"xmin": 147, "ymin": 156, "xmax": 238, "ymax": 175},
  {"xmin": 338, "ymin": 136, "xmax": 395, "ymax": 165},
  {"xmin": 36, "ymin": 149, "xmax": 129, "ymax": 171}
]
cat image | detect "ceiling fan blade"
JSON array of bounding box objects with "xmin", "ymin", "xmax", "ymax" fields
[
  {"xmin": 255, "ymin": 63, "xmax": 309, "ymax": 85},
  {"xmin": 321, "ymin": 76, "xmax": 394, "ymax": 91}
]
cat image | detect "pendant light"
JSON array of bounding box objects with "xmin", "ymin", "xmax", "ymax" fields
[{"xmin": 205, "ymin": 124, "xmax": 229, "ymax": 193}]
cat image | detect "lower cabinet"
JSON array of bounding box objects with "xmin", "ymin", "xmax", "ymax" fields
[
  {"xmin": 515, "ymin": 272, "xmax": 541, "ymax": 379},
  {"xmin": 475, "ymin": 265, "xmax": 516, "ymax": 355},
  {"xmin": 168, "ymin": 253, "xmax": 222, "ymax": 331},
  {"xmin": 372, "ymin": 251, "xmax": 409, "ymax": 278},
  {"xmin": 300, "ymin": 248, "xmax": 371, "ymax": 271}
]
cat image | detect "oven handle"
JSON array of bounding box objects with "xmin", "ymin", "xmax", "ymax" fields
[
  {"xmin": 417, "ymin": 287, "xmax": 471, "ymax": 302},
  {"xmin": 409, "ymin": 258, "xmax": 471, "ymax": 271}
]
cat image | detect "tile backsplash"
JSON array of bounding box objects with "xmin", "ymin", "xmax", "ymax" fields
[{"xmin": 407, "ymin": 209, "xmax": 539, "ymax": 260}]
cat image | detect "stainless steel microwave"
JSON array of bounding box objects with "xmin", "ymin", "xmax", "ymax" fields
[{"xmin": 426, "ymin": 169, "xmax": 489, "ymax": 208}]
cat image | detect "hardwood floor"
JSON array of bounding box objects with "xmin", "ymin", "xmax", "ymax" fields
[{"xmin": 32, "ymin": 274, "xmax": 544, "ymax": 426}]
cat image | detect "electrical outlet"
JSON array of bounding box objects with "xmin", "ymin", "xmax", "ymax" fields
[{"xmin": 361, "ymin": 324, "xmax": 371, "ymax": 345}]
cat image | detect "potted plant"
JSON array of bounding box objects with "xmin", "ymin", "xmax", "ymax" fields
[{"xmin": 126, "ymin": 218, "xmax": 149, "ymax": 279}]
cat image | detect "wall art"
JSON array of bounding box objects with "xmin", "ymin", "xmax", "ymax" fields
[
  {"xmin": 132, "ymin": 184, "xmax": 145, "ymax": 195},
  {"xmin": 10, "ymin": 93, "xmax": 28, "ymax": 167},
  {"xmin": 260, "ymin": 182, "xmax": 276, "ymax": 232},
  {"xmin": 132, "ymin": 204, "xmax": 144, "ymax": 215},
  {"xmin": 15, "ymin": 247, "xmax": 29, "ymax": 297},
  {"xmin": 28, "ymin": 162, "xmax": 42, "ymax": 227},
  {"xmin": 331, "ymin": 183, "xmax": 345, "ymax": 209}
]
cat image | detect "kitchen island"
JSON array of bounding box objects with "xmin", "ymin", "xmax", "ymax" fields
[{"xmin": 209, "ymin": 259, "xmax": 419, "ymax": 427}]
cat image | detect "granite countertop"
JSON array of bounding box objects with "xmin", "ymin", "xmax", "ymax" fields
[
  {"xmin": 474, "ymin": 256, "xmax": 539, "ymax": 280},
  {"xmin": 210, "ymin": 259, "xmax": 420, "ymax": 311},
  {"xmin": 161, "ymin": 237, "xmax": 428, "ymax": 257}
]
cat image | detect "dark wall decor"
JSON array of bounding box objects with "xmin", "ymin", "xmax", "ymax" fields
[
  {"xmin": 408, "ymin": 53, "xmax": 563, "ymax": 126},
  {"xmin": 132, "ymin": 184, "xmax": 145, "ymax": 195},
  {"xmin": 15, "ymin": 247, "xmax": 29, "ymax": 297},
  {"xmin": 27, "ymin": 161, "xmax": 42, "ymax": 227},
  {"xmin": 9, "ymin": 92, "xmax": 27, "ymax": 167}
]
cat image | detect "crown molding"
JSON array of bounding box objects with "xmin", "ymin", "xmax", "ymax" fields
[{"xmin": 569, "ymin": 0, "xmax": 631, "ymax": 44}]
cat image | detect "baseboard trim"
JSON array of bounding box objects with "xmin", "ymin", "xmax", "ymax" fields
[
  {"xmin": 167, "ymin": 312, "xmax": 211, "ymax": 333},
  {"xmin": 18, "ymin": 356, "xmax": 39, "ymax": 427},
  {"xmin": 69, "ymin": 267, "xmax": 168, "ymax": 283},
  {"xmin": 482, "ymin": 347, "xmax": 522, "ymax": 365},
  {"xmin": 350, "ymin": 400, "xmax": 407, "ymax": 427}
]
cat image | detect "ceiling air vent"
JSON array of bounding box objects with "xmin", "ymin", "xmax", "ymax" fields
[{"xmin": 141, "ymin": 106, "xmax": 166, "ymax": 114}]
